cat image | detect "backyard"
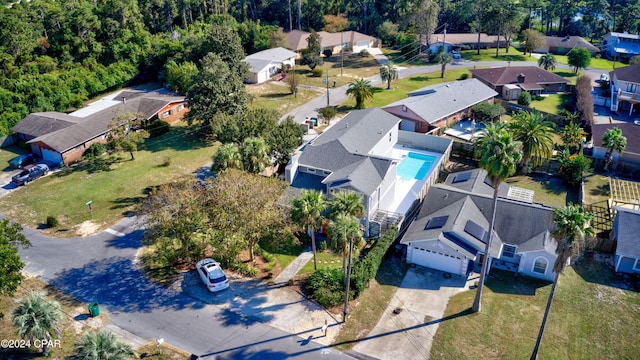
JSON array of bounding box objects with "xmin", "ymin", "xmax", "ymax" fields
[
  {"xmin": 247, "ymin": 81, "xmax": 322, "ymax": 115},
  {"xmin": 430, "ymin": 255, "xmax": 640, "ymax": 359}
]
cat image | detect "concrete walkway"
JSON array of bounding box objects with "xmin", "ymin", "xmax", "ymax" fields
[
  {"xmin": 274, "ymin": 248, "xmax": 313, "ymax": 283},
  {"xmin": 367, "ymin": 47, "xmax": 389, "ymax": 65}
]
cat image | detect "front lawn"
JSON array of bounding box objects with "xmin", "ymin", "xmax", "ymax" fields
[
  {"xmin": 340, "ymin": 68, "xmax": 472, "ymax": 110},
  {"xmin": 0, "ymin": 124, "xmax": 217, "ymax": 234},
  {"xmin": 431, "ymin": 256, "xmax": 640, "ymax": 359},
  {"xmin": 293, "ymin": 53, "xmax": 384, "ymax": 89},
  {"xmin": 461, "ymin": 47, "xmax": 532, "ymax": 62},
  {"xmin": 298, "ymin": 250, "xmax": 343, "ymax": 275},
  {"xmin": 247, "ymin": 82, "xmax": 321, "ymax": 115}
]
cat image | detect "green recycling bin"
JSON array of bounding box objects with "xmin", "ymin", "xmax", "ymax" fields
[{"xmin": 88, "ymin": 302, "xmax": 100, "ymax": 317}]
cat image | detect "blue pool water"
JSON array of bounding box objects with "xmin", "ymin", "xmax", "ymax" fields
[{"xmin": 396, "ymin": 152, "xmax": 437, "ymax": 181}]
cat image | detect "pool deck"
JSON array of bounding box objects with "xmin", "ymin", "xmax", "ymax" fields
[
  {"xmin": 380, "ymin": 144, "xmax": 445, "ymax": 216},
  {"xmin": 444, "ymin": 120, "xmax": 485, "ymax": 142}
]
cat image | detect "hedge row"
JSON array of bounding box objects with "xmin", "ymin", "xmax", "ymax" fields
[{"xmin": 350, "ymin": 227, "xmax": 399, "ymax": 296}]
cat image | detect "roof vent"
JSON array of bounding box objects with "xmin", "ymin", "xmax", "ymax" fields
[
  {"xmin": 122, "ymin": 96, "xmax": 126, "ymax": 103},
  {"xmin": 402, "ymin": 105, "xmax": 407, "ymax": 112}
]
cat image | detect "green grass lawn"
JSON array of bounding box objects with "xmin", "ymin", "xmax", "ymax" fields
[
  {"xmin": 506, "ymin": 174, "xmax": 578, "ymax": 207},
  {"xmin": 247, "ymin": 82, "xmax": 321, "ymax": 115},
  {"xmin": 526, "ymin": 93, "xmax": 571, "ymax": 115},
  {"xmin": 339, "ymin": 68, "xmax": 472, "ymax": 110},
  {"xmin": 461, "ymin": 47, "xmax": 533, "ymax": 63},
  {"xmin": 431, "ymin": 257, "xmax": 640, "ymax": 359},
  {"xmin": 552, "ymin": 54, "xmax": 627, "ymax": 71},
  {"xmin": 293, "ymin": 53, "xmax": 384, "ymax": 89},
  {"xmin": 0, "ymin": 124, "xmax": 217, "ymax": 233},
  {"xmin": 298, "ymin": 250, "xmax": 343, "ymax": 275}
]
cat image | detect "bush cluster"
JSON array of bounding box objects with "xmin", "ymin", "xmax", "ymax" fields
[
  {"xmin": 231, "ymin": 262, "xmax": 258, "ymax": 277},
  {"xmin": 311, "ymin": 67, "xmax": 324, "ymax": 77},
  {"xmin": 518, "ymin": 91, "xmax": 532, "ymax": 106},
  {"xmin": 83, "ymin": 142, "xmax": 107, "ymax": 159},
  {"xmin": 349, "ymin": 227, "xmax": 398, "ymax": 296},
  {"xmin": 306, "ymin": 268, "xmax": 344, "ymax": 307},
  {"xmin": 46, "ymin": 215, "xmax": 59, "ymax": 228},
  {"xmin": 147, "ymin": 120, "xmax": 170, "ymax": 138}
]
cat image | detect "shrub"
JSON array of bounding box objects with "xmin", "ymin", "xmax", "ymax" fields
[
  {"xmin": 458, "ymin": 73, "xmax": 469, "ymax": 80},
  {"xmin": 160, "ymin": 156, "xmax": 171, "ymax": 167},
  {"xmin": 532, "ymin": 94, "xmax": 545, "ymax": 101},
  {"xmin": 518, "ymin": 91, "xmax": 532, "ymax": 106},
  {"xmin": 359, "ymin": 49, "xmax": 369, "ymax": 57},
  {"xmin": 83, "ymin": 142, "xmax": 107, "ymax": 159},
  {"xmin": 318, "ymin": 239, "xmax": 328, "ymax": 251},
  {"xmin": 318, "ymin": 106, "xmax": 337, "ymax": 123},
  {"xmin": 147, "ymin": 120, "xmax": 170, "ymax": 138},
  {"xmin": 311, "ymin": 67, "xmax": 324, "ymax": 77},
  {"xmin": 322, "ymin": 49, "xmax": 333, "ymax": 58},
  {"xmin": 350, "ymin": 227, "xmax": 398, "ymax": 296},
  {"xmin": 558, "ymin": 149, "xmax": 592, "ymax": 187},
  {"xmin": 306, "ymin": 268, "xmax": 344, "ymax": 307},
  {"xmin": 46, "ymin": 215, "xmax": 59, "ymax": 228},
  {"xmin": 232, "ymin": 262, "xmax": 258, "ymax": 277}
]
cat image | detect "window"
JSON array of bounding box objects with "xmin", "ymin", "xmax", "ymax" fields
[
  {"xmin": 162, "ymin": 110, "xmax": 171, "ymax": 118},
  {"xmin": 502, "ymin": 244, "xmax": 517, "ymax": 258},
  {"xmin": 626, "ymin": 83, "xmax": 637, "ymax": 92},
  {"xmin": 533, "ymin": 257, "xmax": 548, "ymax": 274},
  {"xmin": 389, "ymin": 132, "xmax": 392, "ymax": 142},
  {"xmin": 634, "ymin": 259, "xmax": 640, "ymax": 271},
  {"xmin": 178, "ymin": 104, "xmax": 185, "ymax": 111}
]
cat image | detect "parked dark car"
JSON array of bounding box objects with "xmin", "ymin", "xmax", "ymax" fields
[
  {"xmin": 8, "ymin": 154, "xmax": 37, "ymax": 169},
  {"xmin": 12, "ymin": 164, "xmax": 49, "ymax": 186}
]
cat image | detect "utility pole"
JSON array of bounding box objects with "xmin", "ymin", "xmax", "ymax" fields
[
  {"xmin": 297, "ymin": 0, "xmax": 301, "ymax": 30},
  {"xmin": 341, "ymin": 31, "xmax": 344, "ymax": 76},
  {"xmin": 343, "ymin": 236, "xmax": 354, "ymax": 321},
  {"xmin": 288, "ymin": 0, "xmax": 292, "ymax": 32},
  {"xmin": 326, "ymin": 70, "xmax": 330, "ymax": 107}
]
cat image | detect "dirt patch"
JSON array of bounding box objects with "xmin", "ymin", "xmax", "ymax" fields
[
  {"xmin": 75, "ymin": 220, "xmax": 101, "ymax": 236},
  {"xmin": 234, "ymin": 249, "xmax": 283, "ymax": 280}
]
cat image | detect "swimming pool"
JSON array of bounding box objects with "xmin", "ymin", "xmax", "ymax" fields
[{"xmin": 396, "ymin": 152, "xmax": 437, "ymax": 181}]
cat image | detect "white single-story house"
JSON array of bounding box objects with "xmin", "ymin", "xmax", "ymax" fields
[
  {"xmin": 285, "ymin": 108, "xmax": 452, "ymax": 237},
  {"xmin": 243, "ymin": 47, "xmax": 297, "ymax": 84},
  {"xmin": 382, "ymin": 79, "xmax": 498, "ymax": 134},
  {"xmin": 612, "ymin": 206, "xmax": 640, "ymax": 274},
  {"xmin": 285, "ymin": 30, "xmax": 377, "ymax": 54},
  {"xmin": 401, "ymin": 169, "xmax": 558, "ymax": 281}
]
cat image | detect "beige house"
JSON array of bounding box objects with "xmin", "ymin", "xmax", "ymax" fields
[{"xmin": 285, "ymin": 30, "xmax": 377, "ymax": 55}]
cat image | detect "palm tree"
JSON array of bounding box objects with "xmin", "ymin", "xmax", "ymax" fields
[
  {"xmin": 242, "ymin": 137, "xmax": 271, "ymax": 174},
  {"xmin": 291, "ymin": 189, "xmax": 327, "ymax": 270},
  {"xmin": 327, "ymin": 191, "xmax": 365, "ymax": 220},
  {"xmin": 472, "ymin": 122, "xmax": 522, "ymax": 313},
  {"xmin": 601, "ymin": 127, "xmax": 627, "ymax": 171},
  {"xmin": 530, "ymin": 204, "xmax": 594, "ymax": 359},
  {"xmin": 212, "ymin": 143, "xmax": 243, "ymax": 172},
  {"xmin": 71, "ymin": 329, "xmax": 136, "ymax": 360},
  {"xmin": 509, "ymin": 110, "xmax": 555, "ymax": 174},
  {"xmin": 538, "ymin": 53, "xmax": 557, "ymax": 70},
  {"xmin": 12, "ymin": 292, "xmax": 62, "ymax": 356},
  {"xmin": 560, "ymin": 122, "xmax": 587, "ymax": 154},
  {"xmin": 346, "ymin": 78, "xmax": 375, "ymax": 109},
  {"xmin": 328, "ymin": 213, "xmax": 365, "ymax": 282},
  {"xmin": 433, "ymin": 51, "xmax": 452, "ymax": 78},
  {"xmin": 379, "ymin": 62, "xmax": 399, "ymax": 90}
]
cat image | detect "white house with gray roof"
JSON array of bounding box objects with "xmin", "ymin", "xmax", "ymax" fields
[
  {"xmin": 613, "ymin": 207, "xmax": 640, "ymax": 274},
  {"xmin": 285, "ymin": 108, "xmax": 452, "ymax": 237},
  {"xmin": 402, "ymin": 169, "xmax": 558, "ymax": 281},
  {"xmin": 243, "ymin": 47, "xmax": 297, "ymax": 84},
  {"xmin": 382, "ymin": 79, "xmax": 498, "ymax": 134}
]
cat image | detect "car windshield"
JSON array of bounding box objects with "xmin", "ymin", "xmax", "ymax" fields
[
  {"xmin": 18, "ymin": 170, "xmax": 29, "ymax": 176},
  {"xmin": 210, "ymin": 275, "xmax": 227, "ymax": 283}
]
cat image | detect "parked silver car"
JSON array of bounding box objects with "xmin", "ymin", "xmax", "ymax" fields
[{"xmin": 196, "ymin": 258, "xmax": 229, "ymax": 292}]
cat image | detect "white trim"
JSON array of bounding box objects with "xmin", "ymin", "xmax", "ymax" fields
[
  {"xmin": 634, "ymin": 258, "xmax": 640, "ymax": 271},
  {"xmin": 532, "ymin": 256, "xmax": 548, "ymax": 274}
]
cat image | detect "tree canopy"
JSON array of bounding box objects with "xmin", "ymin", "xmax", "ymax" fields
[{"xmin": 0, "ymin": 219, "xmax": 30, "ymax": 302}]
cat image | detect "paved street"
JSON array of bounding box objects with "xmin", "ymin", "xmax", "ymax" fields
[{"xmin": 19, "ymin": 216, "xmax": 353, "ymax": 359}]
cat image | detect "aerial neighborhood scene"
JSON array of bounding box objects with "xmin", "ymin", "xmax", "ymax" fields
[{"xmin": 2, "ymin": 0, "xmax": 640, "ymax": 359}]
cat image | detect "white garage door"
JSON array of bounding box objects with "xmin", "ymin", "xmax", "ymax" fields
[
  {"xmin": 400, "ymin": 120, "xmax": 416, "ymax": 132},
  {"xmin": 41, "ymin": 147, "xmax": 63, "ymax": 164},
  {"xmin": 411, "ymin": 247, "xmax": 465, "ymax": 275}
]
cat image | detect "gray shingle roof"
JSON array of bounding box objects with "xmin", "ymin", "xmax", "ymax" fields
[
  {"xmin": 442, "ymin": 168, "xmax": 510, "ymax": 197},
  {"xmin": 470, "ymin": 66, "xmax": 568, "ymax": 86},
  {"xmin": 612, "ymin": 64, "xmax": 640, "ymax": 85},
  {"xmin": 614, "ymin": 208, "xmax": 640, "ymax": 258},
  {"xmin": 296, "ymin": 108, "xmax": 400, "ymax": 195},
  {"xmin": 401, "ymin": 170, "xmax": 556, "ymax": 257},
  {"xmin": 15, "ymin": 90, "xmax": 184, "ymax": 153},
  {"xmin": 383, "ymin": 79, "xmax": 497, "ymax": 125},
  {"xmin": 245, "ymin": 47, "xmax": 297, "ymax": 61}
]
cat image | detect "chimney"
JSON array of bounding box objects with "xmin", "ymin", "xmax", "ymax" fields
[
  {"xmin": 122, "ymin": 96, "xmax": 126, "ymax": 104},
  {"xmin": 517, "ymin": 73, "xmax": 526, "ymax": 83}
]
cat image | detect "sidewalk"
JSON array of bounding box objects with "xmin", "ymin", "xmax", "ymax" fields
[{"xmin": 274, "ymin": 248, "xmax": 313, "ymax": 283}]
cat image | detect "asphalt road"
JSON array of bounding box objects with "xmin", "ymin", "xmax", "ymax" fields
[
  {"xmin": 280, "ymin": 59, "xmax": 606, "ymax": 125},
  {"xmin": 19, "ymin": 216, "xmax": 353, "ymax": 359}
]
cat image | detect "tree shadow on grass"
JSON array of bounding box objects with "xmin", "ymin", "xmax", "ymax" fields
[
  {"xmin": 110, "ymin": 195, "xmax": 146, "ymax": 210},
  {"xmin": 573, "ymin": 254, "xmax": 640, "ymax": 292},
  {"xmin": 144, "ymin": 126, "xmax": 213, "ymax": 153},
  {"xmin": 52, "ymin": 157, "xmax": 119, "ymax": 177},
  {"xmin": 485, "ymin": 269, "xmax": 549, "ymax": 296},
  {"xmin": 49, "ymin": 256, "xmax": 204, "ymax": 313}
]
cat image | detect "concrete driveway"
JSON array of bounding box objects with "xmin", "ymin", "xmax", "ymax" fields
[{"xmin": 352, "ymin": 266, "xmax": 477, "ymax": 360}]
